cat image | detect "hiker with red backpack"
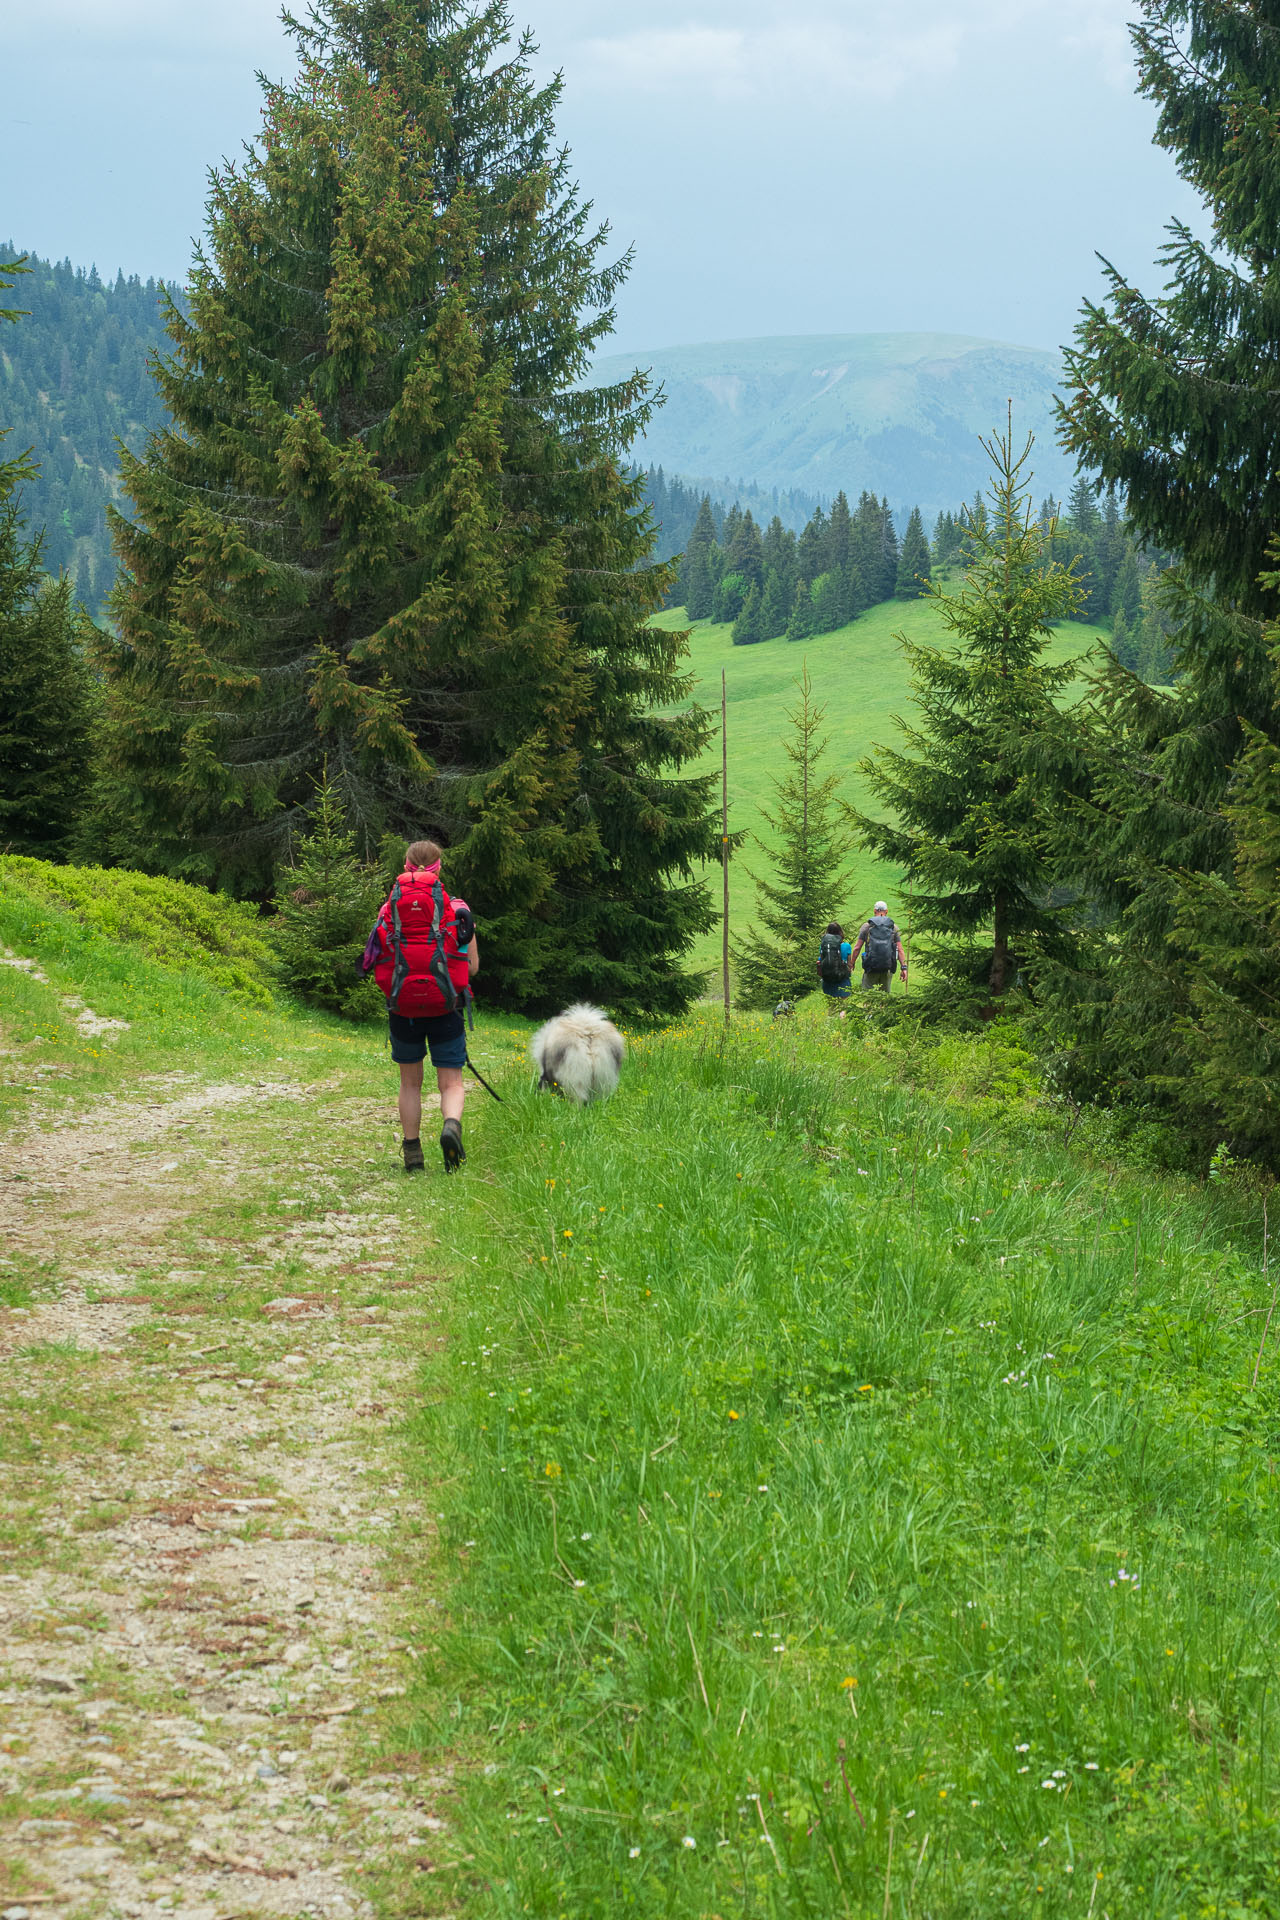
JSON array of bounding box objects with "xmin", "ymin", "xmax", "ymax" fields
[
  {"xmin": 362, "ymin": 839, "xmax": 478, "ymax": 1174},
  {"xmin": 850, "ymin": 900, "xmax": 907, "ymax": 992}
]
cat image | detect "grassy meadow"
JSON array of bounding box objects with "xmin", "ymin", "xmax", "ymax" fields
[
  {"xmin": 408, "ymin": 999, "xmax": 1280, "ymax": 1917},
  {"xmin": 652, "ymin": 595, "xmax": 1110, "ymax": 987}
]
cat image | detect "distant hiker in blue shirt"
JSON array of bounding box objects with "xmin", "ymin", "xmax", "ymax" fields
[
  {"xmin": 816, "ymin": 922, "xmax": 853, "ymax": 998},
  {"xmin": 851, "ymin": 901, "xmax": 907, "ymax": 992}
]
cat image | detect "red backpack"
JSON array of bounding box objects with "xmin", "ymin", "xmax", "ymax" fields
[{"xmin": 372, "ymin": 865, "xmax": 472, "ymax": 1018}]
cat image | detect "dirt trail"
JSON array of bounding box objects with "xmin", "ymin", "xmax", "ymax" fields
[{"xmin": 0, "ymin": 1071, "xmax": 454, "ymax": 1920}]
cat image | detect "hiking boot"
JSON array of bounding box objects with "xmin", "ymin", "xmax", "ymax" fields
[
  {"xmin": 440, "ymin": 1117, "xmax": 466, "ymax": 1174},
  {"xmin": 402, "ymin": 1136, "xmax": 425, "ymax": 1174}
]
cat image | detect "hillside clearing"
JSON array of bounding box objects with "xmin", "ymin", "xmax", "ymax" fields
[{"xmin": 652, "ymin": 600, "xmax": 1109, "ymax": 985}]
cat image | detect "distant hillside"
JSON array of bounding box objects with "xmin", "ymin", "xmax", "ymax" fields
[
  {"xmin": 0, "ymin": 247, "xmax": 176, "ymax": 613},
  {"xmin": 596, "ymin": 333, "xmax": 1075, "ymax": 517}
]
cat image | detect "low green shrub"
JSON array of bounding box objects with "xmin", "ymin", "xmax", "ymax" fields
[{"xmin": 0, "ymin": 856, "xmax": 275, "ymax": 1004}]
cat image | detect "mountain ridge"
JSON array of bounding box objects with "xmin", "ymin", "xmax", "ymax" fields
[{"xmin": 594, "ymin": 331, "xmax": 1075, "ymax": 517}]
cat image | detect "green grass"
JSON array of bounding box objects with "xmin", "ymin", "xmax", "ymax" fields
[
  {"xmin": 653, "ymin": 594, "xmax": 1109, "ymax": 983},
  {"xmin": 404, "ymin": 999, "xmax": 1280, "ymax": 1917},
  {"xmin": 0, "ymin": 856, "xmax": 277, "ymax": 1002},
  {"xmin": 10, "ymin": 854, "xmax": 1279, "ymax": 1914}
]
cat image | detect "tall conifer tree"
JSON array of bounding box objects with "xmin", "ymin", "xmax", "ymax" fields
[
  {"xmin": 876, "ymin": 499, "xmax": 900, "ymax": 602},
  {"xmin": 91, "ymin": 0, "xmax": 717, "ymax": 1016},
  {"xmin": 1053, "ymin": 0, "xmax": 1280, "ymax": 1129},
  {"xmin": 758, "ymin": 568, "xmax": 790, "ymax": 640},
  {"xmin": 896, "ymin": 507, "xmax": 931, "ymax": 598},
  {"xmin": 723, "ymin": 509, "xmax": 763, "ymax": 587},
  {"xmin": 679, "ymin": 497, "xmax": 717, "ymax": 619},
  {"xmin": 732, "ymin": 580, "xmax": 763, "ymax": 645},
  {"xmin": 786, "ymin": 580, "xmax": 817, "ymax": 643},
  {"xmin": 850, "ymin": 422, "xmax": 1085, "ymax": 1000},
  {"xmin": 827, "ymin": 491, "xmax": 853, "ymax": 575}
]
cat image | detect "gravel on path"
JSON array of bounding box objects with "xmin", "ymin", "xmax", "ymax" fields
[{"xmin": 0, "ymin": 1067, "xmax": 456, "ymax": 1920}]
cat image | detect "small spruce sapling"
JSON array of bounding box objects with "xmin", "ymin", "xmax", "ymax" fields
[
  {"xmin": 731, "ymin": 663, "xmax": 854, "ymax": 1009},
  {"xmin": 271, "ymin": 772, "xmax": 387, "ymax": 1019}
]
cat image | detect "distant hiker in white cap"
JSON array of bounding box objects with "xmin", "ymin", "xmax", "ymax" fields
[{"xmin": 850, "ymin": 901, "xmax": 907, "ymax": 993}]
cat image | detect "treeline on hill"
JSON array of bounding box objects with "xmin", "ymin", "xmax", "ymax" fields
[
  {"xmin": 933, "ymin": 474, "xmax": 1175, "ymax": 684},
  {"xmin": 677, "ymin": 489, "xmax": 934, "ymax": 640},
  {"xmin": 638, "ymin": 466, "xmax": 821, "ymax": 568},
  {"xmin": 0, "ymin": 248, "xmax": 174, "ymax": 613}
]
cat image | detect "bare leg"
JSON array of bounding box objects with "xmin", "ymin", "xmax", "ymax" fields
[
  {"xmin": 398, "ymin": 1061, "xmax": 424, "ymax": 1139},
  {"xmin": 437, "ymin": 1066, "xmax": 465, "ymax": 1124}
]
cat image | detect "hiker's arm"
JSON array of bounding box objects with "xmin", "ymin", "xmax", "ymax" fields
[
  {"xmin": 467, "ymin": 936, "xmax": 479, "ymax": 978},
  {"xmin": 850, "ymin": 939, "xmax": 865, "ymax": 964}
]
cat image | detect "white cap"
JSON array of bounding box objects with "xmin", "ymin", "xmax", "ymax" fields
[{"xmin": 874, "ymin": 900, "xmax": 888, "ymax": 914}]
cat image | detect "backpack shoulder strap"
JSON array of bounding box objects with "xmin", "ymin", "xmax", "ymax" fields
[
  {"xmin": 425, "ymin": 877, "xmax": 460, "ymax": 1015},
  {"xmin": 387, "ymin": 880, "xmax": 409, "ymax": 1012}
]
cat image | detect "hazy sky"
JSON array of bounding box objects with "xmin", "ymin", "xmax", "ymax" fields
[{"xmin": 3, "ymin": 0, "xmax": 1203, "ymax": 357}]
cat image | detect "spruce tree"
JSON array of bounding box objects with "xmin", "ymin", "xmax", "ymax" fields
[
  {"xmin": 723, "ymin": 509, "xmax": 763, "ymax": 588},
  {"xmin": 932, "ymin": 511, "xmax": 963, "ymax": 568},
  {"xmin": 796, "ymin": 507, "xmax": 828, "ymax": 586},
  {"xmin": 679, "ymin": 497, "xmax": 717, "ymax": 619},
  {"xmin": 761, "ymin": 516, "xmax": 796, "ymax": 601},
  {"xmin": 270, "ymin": 770, "xmax": 388, "ymax": 1018},
  {"xmin": 0, "ymin": 259, "xmax": 95, "ymax": 861},
  {"xmin": 1111, "ymin": 546, "xmax": 1141, "ymax": 628},
  {"xmin": 731, "ymin": 664, "xmax": 853, "ymax": 1009},
  {"xmin": 785, "ymin": 580, "xmax": 817, "ymax": 642},
  {"xmin": 1051, "ymin": 0, "xmax": 1280, "ymax": 1125},
  {"xmin": 1065, "ymin": 474, "xmax": 1101, "ymax": 536},
  {"xmin": 89, "ymin": 0, "xmax": 718, "ymax": 1018},
  {"xmin": 759, "ymin": 568, "xmax": 791, "ymax": 639},
  {"xmin": 1094, "ymin": 492, "xmax": 1124, "ymax": 613},
  {"xmin": 876, "ymin": 500, "xmax": 900, "ymax": 603},
  {"xmin": 1173, "ymin": 630, "xmax": 1280, "ymax": 1159},
  {"xmin": 827, "ymin": 492, "xmax": 853, "ymax": 575},
  {"xmin": 810, "ymin": 572, "xmax": 843, "ymax": 634},
  {"xmin": 849, "ymin": 420, "xmax": 1085, "ymax": 1000},
  {"xmin": 896, "ymin": 507, "xmax": 932, "ymax": 598},
  {"xmin": 852, "ymin": 491, "xmax": 899, "ymax": 603},
  {"xmin": 1110, "ymin": 607, "xmax": 1140, "ymax": 673},
  {"xmin": 843, "ymin": 560, "xmax": 869, "ymax": 620},
  {"xmin": 732, "ymin": 580, "xmax": 763, "ymax": 645}
]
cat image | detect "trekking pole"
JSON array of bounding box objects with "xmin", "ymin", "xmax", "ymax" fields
[{"xmin": 464, "ymin": 1055, "xmax": 504, "ymax": 1103}]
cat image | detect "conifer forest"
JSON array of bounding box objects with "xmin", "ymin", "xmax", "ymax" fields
[{"xmin": 7, "ymin": 5, "xmax": 1280, "ymax": 1915}]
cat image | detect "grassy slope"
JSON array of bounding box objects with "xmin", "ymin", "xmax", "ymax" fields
[
  {"xmin": 9, "ymin": 865, "xmax": 1278, "ymax": 1916},
  {"xmin": 408, "ymin": 1002, "xmax": 1280, "ymax": 1918},
  {"xmin": 652, "ymin": 597, "xmax": 1108, "ymax": 985}
]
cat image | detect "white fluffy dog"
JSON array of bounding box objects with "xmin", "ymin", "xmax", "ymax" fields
[{"xmin": 530, "ymin": 1003, "xmax": 625, "ymax": 1104}]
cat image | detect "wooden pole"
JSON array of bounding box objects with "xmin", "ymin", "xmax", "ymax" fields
[
  {"xmin": 905, "ymin": 870, "xmax": 913, "ymax": 993},
  {"xmin": 722, "ymin": 667, "xmax": 731, "ymax": 1026}
]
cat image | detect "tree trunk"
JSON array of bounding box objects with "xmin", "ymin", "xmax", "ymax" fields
[{"xmin": 990, "ymin": 894, "xmax": 1011, "ymax": 997}]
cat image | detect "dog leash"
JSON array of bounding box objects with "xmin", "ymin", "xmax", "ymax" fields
[{"xmin": 464, "ymin": 1054, "xmax": 504, "ymax": 1103}]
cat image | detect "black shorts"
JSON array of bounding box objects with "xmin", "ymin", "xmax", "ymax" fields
[{"xmin": 388, "ymin": 1010, "xmax": 467, "ymax": 1068}]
